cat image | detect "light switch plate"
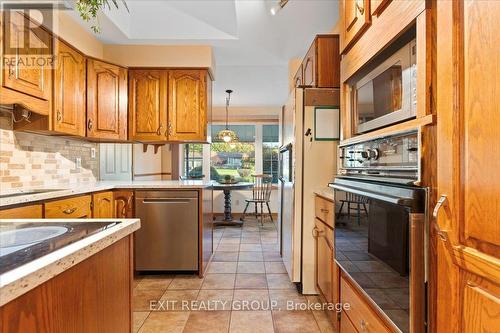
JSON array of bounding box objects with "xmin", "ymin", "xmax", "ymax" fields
[{"xmin": 91, "ymin": 147, "xmax": 96, "ymax": 159}]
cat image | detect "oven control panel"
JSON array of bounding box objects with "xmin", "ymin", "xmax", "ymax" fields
[{"xmin": 339, "ymin": 132, "xmax": 419, "ymax": 181}]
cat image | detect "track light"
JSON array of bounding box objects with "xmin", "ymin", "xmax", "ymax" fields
[{"xmin": 270, "ymin": 0, "xmax": 289, "ymax": 16}]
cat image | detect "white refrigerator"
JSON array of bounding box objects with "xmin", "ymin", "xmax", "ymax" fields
[{"xmin": 279, "ymin": 87, "xmax": 338, "ymax": 294}]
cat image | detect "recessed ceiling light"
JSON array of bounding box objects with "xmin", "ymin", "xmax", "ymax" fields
[{"xmin": 270, "ymin": 0, "xmax": 289, "ymax": 16}]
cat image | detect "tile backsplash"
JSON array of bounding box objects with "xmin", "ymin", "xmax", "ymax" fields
[{"xmin": 0, "ymin": 114, "xmax": 98, "ymax": 192}]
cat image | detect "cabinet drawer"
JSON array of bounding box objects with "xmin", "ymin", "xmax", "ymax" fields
[
  {"xmin": 315, "ymin": 195, "xmax": 335, "ymax": 228},
  {"xmin": 341, "ymin": 312, "xmax": 358, "ymax": 333},
  {"xmin": 45, "ymin": 195, "xmax": 92, "ymax": 218},
  {"xmin": 0, "ymin": 204, "xmax": 43, "ymax": 219},
  {"xmin": 341, "ymin": 276, "xmax": 391, "ymax": 333}
]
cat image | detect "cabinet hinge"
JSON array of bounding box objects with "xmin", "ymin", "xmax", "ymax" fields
[{"xmin": 90, "ymin": 202, "xmax": 94, "ymax": 210}]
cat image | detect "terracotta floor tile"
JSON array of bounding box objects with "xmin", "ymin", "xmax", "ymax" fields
[
  {"xmin": 133, "ymin": 311, "xmax": 149, "ymax": 333},
  {"xmin": 133, "ymin": 289, "xmax": 165, "ymax": 311},
  {"xmin": 208, "ymin": 262, "xmax": 238, "ymax": 274},
  {"xmin": 138, "ymin": 311, "xmax": 189, "ymax": 333},
  {"xmin": 269, "ymin": 289, "xmax": 307, "ymax": 311},
  {"xmin": 220, "ymin": 238, "xmax": 241, "ymax": 244},
  {"xmin": 213, "ymin": 251, "xmax": 239, "ymax": 262},
  {"xmin": 266, "ymin": 274, "xmax": 296, "ymax": 290},
  {"xmin": 183, "ymin": 311, "xmax": 231, "ymax": 333},
  {"xmin": 262, "ymin": 244, "xmax": 280, "ymax": 252},
  {"xmin": 229, "ymin": 311, "xmax": 274, "ymax": 333},
  {"xmin": 168, "ymin": 275, "xmax": 204, "ymax": 290},
  {"xmin": 202, "ymin": 273, "xmax": 236, "ymax": 289},
  {"xmin": 240, "ymin": 237, "xmax": 261, "ymax": 244},
  {"xmin": 263, "ymin": 251, "xmax": 283, "ymax": 262},
  {"xmin": 135, "ymin": 275, "xmax": 174, "ymax": 291},
  {"xmin": 238, "ymin": 251, "xmax": 264, "ymax": 262},
  {"xmin": 239, "ymin": 243, "xmax": 263, "ymax": 252},
  {"xmin": 272, "ymin": 311, "xmax": 320, "ymax": 333},
  {"xmin": 311, "ymin": 310, "xmax": 336, "ymax": 333},
  {"xmin": 160, "ymin": 290, "xmax": 199, "ymax": 311},
  {"xmin": 264, "ymin": 261, "xmax": 287, "ymax": 274},
  {"xmin": 217, "ymin": 244, "xmax": 241, "ymax": 252},
  {"xmin": 237, "ymin": 261, "xmax": 266, "ymax": 274},
  {"xmin": 233, "ymin": 289, "xmax": 270, "ymax": 304},
  {"xmin": 235, "ymin": 273, "xmax": 268, "ymax": 289},
  {"xmin": 196, "ymin": 289, "xmax": 234, "ymax": 310}
]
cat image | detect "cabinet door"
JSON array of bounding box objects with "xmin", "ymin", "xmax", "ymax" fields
[
  {"xmin": 2, "ymin": 11, "xmax": 51, "ymax": 101},
  {"xmin": 128, "ymin": 70, "xmax": 168, "ymax": 141},
  {"xmin": 435, "ymin": 1, "xmax": 500, "ymax": 332},
  {"xmin": 315, "ymin": 219, "xmax": 333, "ymax": 303},
  {"xmin": 92, "ymin": 191, "xmax": 114, "ymax": 218},
  {"xmin": 342, "ymin": 0, "xmax": 371, "ymax": 52},
  {"xmin": 45, "ymin": 196, "xmax": 92, "ymax": 218},
  {"xmin": 87, "ymin": 59, "xmax": 128, "ymax": 140},
  {"xmin": 0, "ymin": 204, "xmax": 43, "ymax": 219},
  {"xmin": 53, "ymin": 40, "xmax": 86, "ymax": 136},
  {"xmin": 293, "ymin": 64, "xmax": 303, "ymax": 88},
  {"xmin": 370, "ymin": 0, "xmax": 390, "ymax": 16},
  {"xmin": 168, "ymin": 69, "xmax": 207, "ymax": 141},
  {"xmin": 302, "ymin": 43, "xmax": 316, "ymax": 87},
  {"xmin": 113, "ymin": 190, "xmax": 134, "ymax": 218}
]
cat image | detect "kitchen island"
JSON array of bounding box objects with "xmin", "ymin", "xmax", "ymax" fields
[{"xmin": 0, "ymin": 218, "xmax": 139, "ymax": 333}]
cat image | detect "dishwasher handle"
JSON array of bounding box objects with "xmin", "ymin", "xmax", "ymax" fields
[{"xmin": 140, "ymin": 198, "xmax": 194, "ymax": 204}]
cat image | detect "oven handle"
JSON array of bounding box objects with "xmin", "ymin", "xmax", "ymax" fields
[{"xmin": 329, "ymin": 183, "xmax": 415, "ymax": 206}]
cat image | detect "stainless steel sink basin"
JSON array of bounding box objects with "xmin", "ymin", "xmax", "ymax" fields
[
  {"xmin": 0, "ymin": 189, "xmax": 66, "ymax": 199},
  {"xmin": 0, "ymin": 226, "xmax": 69, "ymax": 257}
]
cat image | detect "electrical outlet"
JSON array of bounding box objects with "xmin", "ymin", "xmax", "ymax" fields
[
  {"xmin": 75, "ymin": 157, "xmax": 82, "ymax": 169},
  {"xmin": 90, "ymin": 147, "xmax": 96, "ymax": 159}
]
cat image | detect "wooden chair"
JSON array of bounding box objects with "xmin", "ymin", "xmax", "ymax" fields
[
  {"xmin": 240, "ymin": 174, "xmax": 273, "ymax": 225},
  {"xmin": 336, "ymin": 192, "xmax": 369, "ymax": 225}
]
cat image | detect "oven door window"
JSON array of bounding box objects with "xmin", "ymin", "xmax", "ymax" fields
[{"xmin": 335, "ymin": 190, "xmax": 410, "ymax": 333}]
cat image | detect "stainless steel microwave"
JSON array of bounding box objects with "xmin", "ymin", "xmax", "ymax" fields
[{"xmin": 351, "ymin": 39, "xmax": 417, "ymax": 134}]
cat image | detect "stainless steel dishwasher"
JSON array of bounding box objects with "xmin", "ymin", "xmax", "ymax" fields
[{"xmin": 135, "ymin": 190, "xmax": 198, "ymax": 271}]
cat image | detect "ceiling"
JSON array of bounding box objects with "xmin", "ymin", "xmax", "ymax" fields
[{"xmin": 69, "ymin": 0, "xmax": 339, "ymax": 108}]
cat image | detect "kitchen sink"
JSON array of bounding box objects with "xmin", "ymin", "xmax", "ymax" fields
[{"xmin": 0, "ymin": 226, "xmax": 69, "ymax": 257}]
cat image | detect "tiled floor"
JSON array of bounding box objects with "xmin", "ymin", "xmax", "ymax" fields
[{"xmin": 133, "ymin": 217, "xmax": 336, "ymax": 333}]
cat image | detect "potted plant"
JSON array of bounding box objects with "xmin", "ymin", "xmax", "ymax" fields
[{"xmin": 75, "ymin": 0, "xmax": 129, "ymax": 33}]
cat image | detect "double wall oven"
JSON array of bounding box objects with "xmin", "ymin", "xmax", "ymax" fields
[{"xmin": 330, "ymin": 131, "xmax": 427, "ymax": 333}]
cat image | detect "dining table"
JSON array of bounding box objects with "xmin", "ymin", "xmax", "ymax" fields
[{"xmin": 212, "ymin": 181, "xmax": 254, "ymax": 226}]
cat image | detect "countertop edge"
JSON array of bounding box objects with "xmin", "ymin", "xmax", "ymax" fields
[
  {"xmin": 0, "ymin": 218, "xmax": 140, "ymax": 307},
  {"xmin": 313, "ymin": 188, "xmax": 335, "ymax": 202},
  {"xmin": 0, "ymin": 181, "xmax": 213, "ymax": 208}
]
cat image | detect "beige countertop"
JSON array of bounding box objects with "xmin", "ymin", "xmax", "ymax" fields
[
  {"xmin": 0, "ymin": 218, "xmax": 140, "ymax": 306},
  {"xmin": 314, "ymin": 187, "xmax": 335, "ymax": 202},
  {"xmin": 0, "ymin": 180, "xmax": 213, "ymax": 208}
]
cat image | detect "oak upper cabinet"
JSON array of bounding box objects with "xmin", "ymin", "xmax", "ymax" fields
[
  {"xmin": 435, "ymin": 1, "xmax": 500, "ymax": 332},
  {"xmin": 92, "ymin": 191, "xmax": 114, "ymax": 218},
  {"xmin": 301, "ymin": 35, "xmax": 340, "ymax": 88},
  {"xmin": 113, "ymin": 190, "xmax": 134, "ymax": 218},
  {"xmin": 370, "ymin": 0, "xmax": 390, "ymax": 16},
  {"xmin": 292, "ymin": 64, "xmax": 303, "ymax": 89},
  {"xmin": 0, "ymin": 11, "xmax": 52, "ymax": 114},
  {"xmin": 86, "ymin": 59, "xmax": 128, "ymax": 141},
  {"xmin": 128, "ymin": 70, "xmax": 168, "ymax": 141},
  {"xmin": 168, "ymin": 69, "xmax": 209, "ymax": 141},
  {"xmin": 341, "ymin": 0, "xmax": 371, "ymax": 53},
  {"xmin": 53, "ymin": 39, "xmax": 86, "ymax": 136}
]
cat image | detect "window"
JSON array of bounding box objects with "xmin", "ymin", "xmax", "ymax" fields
[
  {"xmin": 211, "ymin": 125, "xmax": 255, "ymax": 182},
  {"xmin": 184, "ymin": 144, "xmax": 204, "ymax": 179},
  {"xmin": 262, "ymin": 125, "xmax": 280, "ymax": 183}
]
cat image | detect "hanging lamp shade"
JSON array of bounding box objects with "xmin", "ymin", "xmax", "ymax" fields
[{"xmin": 216, "ymin": 89, "xmax": 239, "ymax": 143}]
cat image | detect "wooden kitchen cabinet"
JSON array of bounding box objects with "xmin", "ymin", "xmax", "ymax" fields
[
  {"xmin": 0, "ymin": 204, "xmax": 43, "ymax": 219},
  {"xmin": 44, "ymin": 195, "xmax": 92, "ymax": 218},
  {"xmin": 128, "ymin": 69, "xmax": 168, "ymax": 141},
  {"xmin": 53, "ymin": 39, "xmax": 86, "ymax": 136},
  {"xmin": 113, "ymin": 190, "xmax": 134, "ymax": 218},
  {"xmin": 0, "ymin": 236, "xmax": 133, "ymax": 333},
  {"xmin": 86, "ymin": 59, "xmax": 128, "ymax": 141},
  {"xmin": 435, "ymin": 1, "xmax": 500, "ymax": 332},
  {"xmin": 168, "ymin": 69, "xmax": 209, "ymax": 141},
  {"xmin": 370, "ymin": 0, "xmax": 390, "ymax": 16},
  {"xmin": 301, "ymin": 35, "xmax": 340, "ymax": 88},
  {"xmin": 292, "ymin": 64, "xmax": 303, "ymax": 88},
  {"xmin": 92, "ymin": 191, "xmax": 114, "ymax": 218},
  {"xmin": 0, "ymin": 11, "xmax": 52, "ymax": 115},
  {"xmin": 341, "ymin": 0, "xmax": 371, "ymax": 53},
  {"xmin": 315, "ymin": 218, "xmax": 333, "ymax": 303}
]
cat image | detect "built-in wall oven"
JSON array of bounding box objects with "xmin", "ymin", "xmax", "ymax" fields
[
  {"xmin": 350, "ymin": 36, "xmax": 417, "ymax": 134},
  {"xmin": 330, "ymin": 131, "xmax": 427, "ymax": 333}
]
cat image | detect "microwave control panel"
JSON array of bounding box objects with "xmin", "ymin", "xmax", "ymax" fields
[{"xmin": 339, "ymin": 132, "xmax": 419, "ymax": 179}]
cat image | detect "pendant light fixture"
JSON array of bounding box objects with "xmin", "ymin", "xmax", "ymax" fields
[
  {"xmin": 216, "ymin": 89, "xmax": 239, "ymax": 143},
  {"xmin": 270, "ymin": 0, "xmax": 289, "ymax": 15}
]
